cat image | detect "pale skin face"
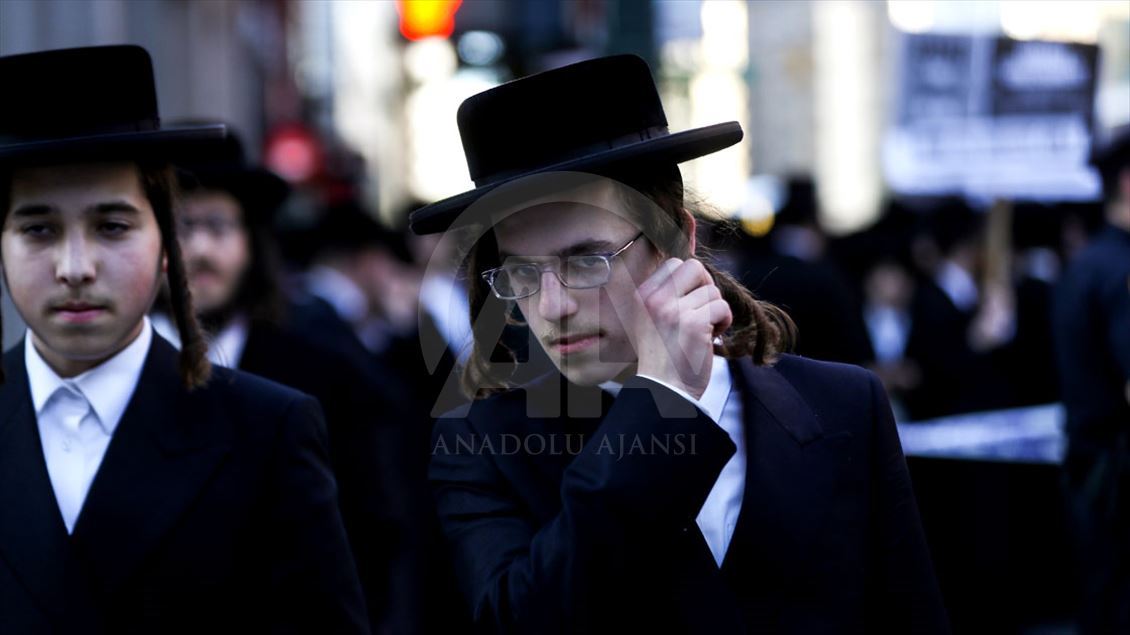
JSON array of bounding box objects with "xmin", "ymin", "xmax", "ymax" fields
[
  {"xmin": 493, "ymin": 182, "xmax": 732, "ymax": 398},
  {"xmin": 1, "ymin": 162, "xmax": 165, "ymax": 377},
  {"xmin": 178, "ymin": 189, "xmax": 251, "ymax": 315},
  {"xmin": 495, "ymin": 201, "xmax": 660, "ymax": 386}
]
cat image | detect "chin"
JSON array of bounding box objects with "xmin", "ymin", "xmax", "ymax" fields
[
  {"xmin": 558, "ymin": 359, "xmax": 631, "ymax": 386},
  {"xmin": 35, "ymin": 318, "xmax": 141, "ymax": 359}
]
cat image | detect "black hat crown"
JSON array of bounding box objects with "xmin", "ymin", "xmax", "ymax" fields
[
  {"xmin": 409, "ymin": 54, "xmax": 742, "ymax": 234},
  {"xmin": 460, "ymin": 55, "xmax": 671, "ymax": 188},
  {"xmin": 0, "ymin": 45, "xmax": 224, "ymax": 164}
]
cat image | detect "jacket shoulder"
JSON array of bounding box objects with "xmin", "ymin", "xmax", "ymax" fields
[
  {"xmin": 772, "ymin": 353, "xmax": 875, "ymax": 386},
  {"xmin": 197, "ymin": 364, "xmax": 319, "ymax": 417},
  {"xmin": 765, "ymin": 354, "xmax": 883, "ymax": 434}
]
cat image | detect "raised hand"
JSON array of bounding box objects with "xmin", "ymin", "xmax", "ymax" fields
[{"xmin": 626, "ymin": 257, "xmax": 732, "ymax": 399}]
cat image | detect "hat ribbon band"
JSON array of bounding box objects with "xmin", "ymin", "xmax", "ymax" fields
[
  {"xmin": 0, "ymin": 118, "xmax": 161, "ymax": 145},
  {"xmin": 476, "ymin": 124, "xmax": 670, "ymax": 186}
]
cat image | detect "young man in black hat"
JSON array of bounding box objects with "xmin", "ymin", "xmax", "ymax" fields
[
  {"xmin": 416, "ymin": 55, "xmax": 948, "ymax": 634},
  {"xmin": 0, "ymin": 46, "xmax": 368, "ymax": 634},
  {"xmin": 1054, "ymin": 124, "xmax": 1130, "ymax": 634}
]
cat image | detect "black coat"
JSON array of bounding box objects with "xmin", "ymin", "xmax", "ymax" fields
[
  {"xmin": 1054, "ymin": 224, "xmax": 1130, "ymax": 456},
  {"xmin": 430, "ymin": 354, "xmax": 948, "ymax": 634},
  {"xmin": 238, "ymin": 319, "xmax": 432, "ymax": 635},
  {"xmin": 0, "ymin": 335, "xmax": 369, "ymax": 635}
]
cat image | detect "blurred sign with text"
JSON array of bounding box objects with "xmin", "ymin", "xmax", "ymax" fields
[{"xmin": 884, "ymin": 33, "xmax": 1101, "ymax": 201}]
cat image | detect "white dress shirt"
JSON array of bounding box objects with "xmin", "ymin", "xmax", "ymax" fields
[
  {"xmin": 26, "ymin": 317, "xmax": 153, "ymax": 533},
  {"xmin": 602, "ymin": 355, "xmax": 745, "ymax": 567},
  {"xmin": 307, "ymin": 265, "xmax": 369, "ymax": 326},
  {"xmin": 150, "ymin": 312, "xmax": 249, "ymax": 369}
]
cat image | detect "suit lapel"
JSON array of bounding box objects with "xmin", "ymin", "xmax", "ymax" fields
[
  {"xmin": 721, "ymin": 357, "xmax": 852, "ymax": 586},
  {"xmin": 0, "ymin": 342, "xmax": 71, "ymax": 620},
  {"xmin": 479, "ymin": 374, "xmax": 610, "ymax": 521},
  {"xmin": 70, "ymin": 335, "xmax": 230, "ymax": 595}
]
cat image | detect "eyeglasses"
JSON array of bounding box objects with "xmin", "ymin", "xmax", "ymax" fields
[
  {"xmin": 481, "ymin": 232, "xmax": 644, "ymax": 300},
  {"xmin": 177, "ymin": 216, "xmax": 242, "ymax": 239}
]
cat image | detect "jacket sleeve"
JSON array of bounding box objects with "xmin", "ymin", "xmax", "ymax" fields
[
  {"xmin": 429, "ymin": 377, "xmax": 736, "ymax": 635},
  {"xmin": 266, "ymin": 394, "xmax": 372, "ymax": 635},
  {"xmin": 867, "ymin": 371, "xmax": 951, "ymax": 634}
]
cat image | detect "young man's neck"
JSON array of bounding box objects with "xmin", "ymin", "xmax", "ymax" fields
[{"xmin": 31, "ymin": 319, "xmax": 145, "ymax": 378}]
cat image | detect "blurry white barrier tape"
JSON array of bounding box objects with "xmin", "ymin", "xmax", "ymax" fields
[{"xmin": 897, "ymin": 403, "xmax": 1066, "ymax": 465}]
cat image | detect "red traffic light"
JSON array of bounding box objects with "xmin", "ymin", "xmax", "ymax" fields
[{"xmin": 397, "ymin": 0, "xmax": 463, "ymax": 41}]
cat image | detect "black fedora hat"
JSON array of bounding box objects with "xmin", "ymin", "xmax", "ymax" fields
[
  {"xmin": 408, "ymin": 54, "xmax": 743, "ymax": 235},
  {"xmin": 0, "ymin": 45, "xmax": 225, "ymax": 166},
  {"xmin": 174, "ymin": 127, "xmax": 290, "ymax": 225}
]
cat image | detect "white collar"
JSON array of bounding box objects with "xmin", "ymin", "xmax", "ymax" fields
[
  {"xmin": 207, "ymin": 315, "xmax": 249, "ymax": 368},
  {"xmin": 25, "ymin": 316, "xmax": 153, "ymax": 434},
  {"xmin": 149, "ymin": 311, "xmax": 249, "ymax": 368},
  {"xmin": 600, "ymin": 354, "xmax": 733, "ymax": 422},
  {"xmin": 307, "ymin": 265, "xmax": 368, "ymax": 325}
]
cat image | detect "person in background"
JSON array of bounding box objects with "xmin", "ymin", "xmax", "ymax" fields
[
  {"xmin": 1054, "ymin": 124, "xmax": 1130, "ymax": 634},
  {"xmin": 734, "ymin": 177, "xmax": 874, "ymax": 367},
  {"xmin": 415, "ymin": 54, "xmax": 947, "ymax": 634},
  {"xmin": 158, "ymin": 132, "xmax": 420, "ymax": 634},
  {"xmin": 0, "ymin": 45, "xmax": 367, "ymax": 634}
]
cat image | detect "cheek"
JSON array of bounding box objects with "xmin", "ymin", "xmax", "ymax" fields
[
  {"xmin": 220, "ymin": 235, "xmax": 252, "ymax": 277},
  {"xmin": 108, "ymin": 233, "xmax": 165, "ymax": 303},
  {"xmin": 0, "ymin": 236, "xmax": 47, "ymax": 304}
]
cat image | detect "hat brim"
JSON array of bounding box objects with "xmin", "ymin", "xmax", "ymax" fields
[
  {"xmin": 0, "ymin": 123, "xmax": 227, "ymax": 166},
  {"xmin": 409, "ymin": 121, "xmax": 743, "ymax": 235}
]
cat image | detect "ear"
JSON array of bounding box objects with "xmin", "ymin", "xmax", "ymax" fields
[{"xmin": 681, "ymin": 208, "xmax": 697, "ymax": 256}]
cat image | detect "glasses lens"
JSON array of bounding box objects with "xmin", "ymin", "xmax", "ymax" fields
[
  {"xmin": 494, "ymin": 263, "xmax": 541, "ymax": 298},
  {"xmin": 563, "ymin": 255, "xmax": 611, "ymax": 289}
]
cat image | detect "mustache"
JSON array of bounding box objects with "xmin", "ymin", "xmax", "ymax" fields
[
  {"xmin": 48, "ymin": 296, "xmax": 112, "ymax": 310},
  {"xmin": 186, "ymin": 258, "xmax": 221, "ymax": 277}
]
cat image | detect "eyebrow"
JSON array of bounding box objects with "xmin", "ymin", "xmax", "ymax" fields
[
  {"xmin": 89, "ymin": 201, "xmax": 142, "ymax": 216},
  {"xmin": 499, "ymin": 238, "xmax": 617, "ymax": 261},
  {"xmin": 8, "ymin": 200, "xmax": 142, "ymax": 218}
]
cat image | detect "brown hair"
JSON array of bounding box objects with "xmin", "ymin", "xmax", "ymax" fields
[
  {"xmin": 458, "ymin": 165, "xmax": 796, "ymax": 399},
  {"xmin": 0, "ymin": 161, "xmax": 211, "ymax": 389}
]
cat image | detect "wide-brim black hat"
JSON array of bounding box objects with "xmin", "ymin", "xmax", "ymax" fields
[
  {"xmin": 174, "ymin": 127, "xmax": 290, "ymax": 224},
  {"xmin": 409, "ymin": 55, "xmax": 743, "ymax": 235},
  {"xmin": 0, "ymin": 45, "xmax": 225, "ymax": 166}
]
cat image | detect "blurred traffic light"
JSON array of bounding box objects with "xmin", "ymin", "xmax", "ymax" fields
[{"xmin": 397, "ymin": 0, "xmax": 463, "ymax": 41}]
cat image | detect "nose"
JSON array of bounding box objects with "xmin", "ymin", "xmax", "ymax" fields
[
  {"xmin": 180, "ymin": 222, "xmax": 211, "ymax": 257},
  {"xmin": 536, "ymin": 269, "xmax": 578, "ymax": 322},
  {"xmin": 55, "ymin": 233, "xmax": 97, "ymax": 287}
]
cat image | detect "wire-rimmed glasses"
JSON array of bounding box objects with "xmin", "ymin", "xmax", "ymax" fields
[{"xmin": 481, "ymin": 232, "xmax": 644, "ymax": 300}]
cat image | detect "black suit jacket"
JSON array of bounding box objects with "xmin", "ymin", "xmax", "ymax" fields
[
  {"xmin": 239, "ymin": 319, "xmax": 432, "ymax": 635},
  {"xmin": 430, "ymin": 354, "xmax": 948, "ymax": 634},
  {"xmin": 0, "ymin": 334, "xmax": 369, "ymax": 634},
  {"xmin": 1054, "ymin": 224, "xmax": 1130, "ymax": 456}
]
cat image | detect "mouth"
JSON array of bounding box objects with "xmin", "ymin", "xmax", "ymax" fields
[
  {"xmin": 51, "ymin": 303, "xmax": 108, "ymax": 324},
  {"xmin": 550, "ymin": 332, "xmax": 601, "ymax": 355},
  {"xmin": 189, "ymin": 269, "xmax": 219, "ymax": 282}
]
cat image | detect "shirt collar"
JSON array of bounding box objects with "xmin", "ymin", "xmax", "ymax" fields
[
  {"xmin": 307, "ymin": 265, "xmax": 368, "ymax": 324},
  {"xmin": 600, "ymin": 354, "xmax": 733, "ymax": 422},
  {"xmin": 25, "ymin": 316, "xmax": 153, "ymax": 434},
  {"xmin": 207, "ymin": 314, "xmax": 249, "ymax": 368}
]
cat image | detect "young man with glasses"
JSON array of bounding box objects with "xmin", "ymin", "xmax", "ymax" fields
[
  {"xmin": 0, "ymin": 46, "xmax": 368, "ymax": 634},
  {"xmin": 413, "ymin": 56, "xmax": 948, "ymax": 634}
]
